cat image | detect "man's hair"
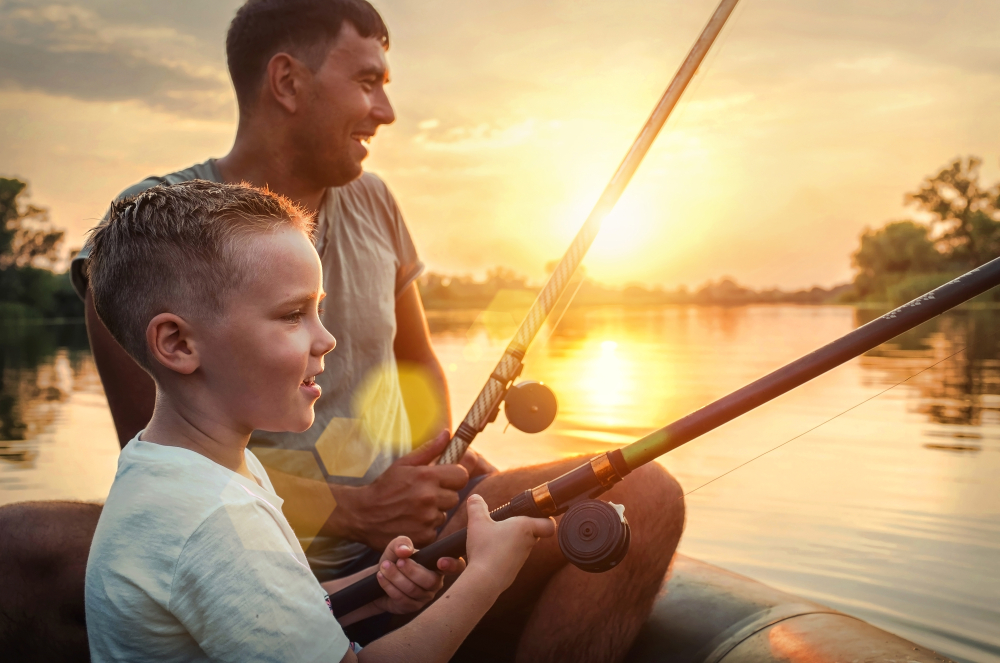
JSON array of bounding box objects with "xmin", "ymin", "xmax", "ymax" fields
[
  {"xmin": 227, "ymin": 0, "xmax": 389, "ymax": 111},
  {"xmin": 85, "ymin": 180, "xmax": 315, "ymax": 372}
]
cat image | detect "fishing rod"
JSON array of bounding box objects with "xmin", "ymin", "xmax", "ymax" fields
[
  {"xmin": 436, "ymin": 0, "xmax": 742, "ymax": 466},
  {"xmin": 331, "ymin": 257, "xmax": 1000, "ymax": 616}
]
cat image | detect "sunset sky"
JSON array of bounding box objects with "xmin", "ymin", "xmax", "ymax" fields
[{"xmin": 1, "ymin": 0, "xmax": 998, "ymax": 289}]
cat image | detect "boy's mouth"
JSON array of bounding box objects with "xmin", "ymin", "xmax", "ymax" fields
[{"xmin": 302, "ymin": 375, "xmax": 317, "ymax": 388}]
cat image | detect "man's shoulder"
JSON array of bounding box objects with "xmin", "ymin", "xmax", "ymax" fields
[
  {"xmin": 336, "ymin": 171, "xmax": 396, "ymax": 208},
  {"xmin": 115, "ymin": 159, "xmax": 221, "ymax": 202},
  {"xmin": 72, "ymin": 159, "xmax": 220, "ymax": 298}
]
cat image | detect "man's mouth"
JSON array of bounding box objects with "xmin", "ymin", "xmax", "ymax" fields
[{"xmin": 351, "ymin": 132, "xmax": 373, "ymax": 145}]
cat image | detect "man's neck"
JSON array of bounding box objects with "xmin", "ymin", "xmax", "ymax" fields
[
  {"xmin": 215, "ymin": 125, "xmax": 327, "ymax": 213},
  {"xmin": 143, "ymin": 388, "xmax": 256, "ymax": 481}
]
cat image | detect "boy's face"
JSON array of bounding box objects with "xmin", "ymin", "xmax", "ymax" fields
[{"xmin": 198, "ymin": 227, "xmax": 336, "ymax": 434}]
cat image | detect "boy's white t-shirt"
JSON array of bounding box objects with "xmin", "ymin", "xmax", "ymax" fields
[{"xmin": 85, "ymin": 435, "xmax": 351, "ymax": 662}]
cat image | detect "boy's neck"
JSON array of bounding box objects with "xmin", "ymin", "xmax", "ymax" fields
[{"xmin": 142, "ymin": 390, "xmax": 257, "ymax": 482}]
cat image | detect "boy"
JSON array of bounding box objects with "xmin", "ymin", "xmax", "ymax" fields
[{"xmin": 84, "ymin": 180, "xmax": 555, "ymax": 662}]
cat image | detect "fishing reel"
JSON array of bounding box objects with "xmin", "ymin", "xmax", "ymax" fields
[
  {"xmin": 558, "ymin": 499, "xmax": 631, "ymax": 573},
  {"xmin": 503, "ymin": 380, "xmax": 558, "ymax": 434}
]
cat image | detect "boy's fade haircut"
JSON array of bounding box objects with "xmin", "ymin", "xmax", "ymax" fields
[
  {"xmin": 227, "ymin": 0, "xmax": 389, "ymax": 112},
  {"xmin": 85, "ymin": 180, "xmax": 315, "ymax": 372}
]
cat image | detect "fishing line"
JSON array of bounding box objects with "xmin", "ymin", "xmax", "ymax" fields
[{"xmin": 681, "ymin": 345, "xmax": 967, "ymax": 498}]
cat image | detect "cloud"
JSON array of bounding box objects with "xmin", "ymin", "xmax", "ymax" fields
[{"xmin": 0, "ymin": 1, "xmax": 233, "ymax": 118}]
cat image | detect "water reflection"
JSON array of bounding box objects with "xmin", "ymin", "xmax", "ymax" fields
[
  {"xmin": 3, "ymin": 308, "xmax": 1000, "ymax": 662},
  {"xmin": 860, "ymin": 308, "xmax": 1000, "ymax": 433}
]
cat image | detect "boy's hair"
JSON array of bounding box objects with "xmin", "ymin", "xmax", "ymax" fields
[
  {"xmin": 85, "ymin": 180, "xmax": 315, "ymax": 372},
  {"xmin": 227, "ymin": 0, "xmax": 389, "ymax": 112}
]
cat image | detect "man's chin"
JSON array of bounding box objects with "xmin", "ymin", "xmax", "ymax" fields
[{"xmin": 325, "ymin": 160, "xmax": 365, "ymax": 188}]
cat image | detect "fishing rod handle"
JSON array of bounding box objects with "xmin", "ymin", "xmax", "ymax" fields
[
  {"xmin": 327, "ymin": 497, "xmax": 542, "ymax": 618},
  {"xmin": 329, "ymin": 530, "xmax": 468, "ymax": 618}
]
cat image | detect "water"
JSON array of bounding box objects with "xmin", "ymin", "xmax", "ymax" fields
[{"xmin": 2, "ymin": 306, "xmax": 999, "ymax": 662}]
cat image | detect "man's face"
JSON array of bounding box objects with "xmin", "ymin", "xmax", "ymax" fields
[
  {"xmin": 198, "ymin": 227, "xmax": 336, "ymax": 434},
  {"xmin": 298, "ymin": 22, "xmax": 395, "ymax": 187}
]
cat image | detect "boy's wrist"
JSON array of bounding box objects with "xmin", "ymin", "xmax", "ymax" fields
[{"xmin": 455, "ymin": 564, "xmax": 505, "ymax": 601}]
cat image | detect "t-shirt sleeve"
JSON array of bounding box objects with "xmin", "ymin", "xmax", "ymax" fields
[
  {"xmin": 169, "ymin": 503, "xmax": 350, "ymax": 663},
  {"xmin": 372, "ymin": 177, "xmax": 424, "ymax": 298}
]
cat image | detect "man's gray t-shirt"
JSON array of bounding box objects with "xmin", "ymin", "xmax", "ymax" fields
[{"xmin": 73, "ymin": 160, "xmax": 423, "ymax": 573}]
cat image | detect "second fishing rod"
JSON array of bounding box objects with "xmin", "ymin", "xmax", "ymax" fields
[{"xmin": 328, "ymin": 256, "xmax": 1000, "ymax": 618}]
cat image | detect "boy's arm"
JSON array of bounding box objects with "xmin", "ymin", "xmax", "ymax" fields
[
  {"xmin": 348, "ymin": 568, "xmax": 503, "ymax": 663},
  {"xmin": 342, "ymin": 495, "xmax": 555, "ymax": 663}
]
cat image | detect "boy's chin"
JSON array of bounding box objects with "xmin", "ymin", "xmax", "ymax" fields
[{"xmin": 258, "ymin": 413, "xmax": 315, "ymax": 435}]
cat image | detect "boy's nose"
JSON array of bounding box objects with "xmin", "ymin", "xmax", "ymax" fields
[{"xmin": 316, "ymin": 329, "xmax": 336, "ymax": 356}]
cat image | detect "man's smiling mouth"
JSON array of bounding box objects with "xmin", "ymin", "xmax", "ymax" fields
[{"xmin": 351, "ymin": 132, "xmax": 373, "ymax": 144}]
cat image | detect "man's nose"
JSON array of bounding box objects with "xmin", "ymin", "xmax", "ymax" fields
[{"xmin": 371, "ymin": 87, "xmax": 395, "ymax": 126}]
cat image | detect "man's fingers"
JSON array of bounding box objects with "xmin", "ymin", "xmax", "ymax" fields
[
  {"xmin": 433, "ymin": 464, "xmax": 470, "ymax": 491},
  {"xmin": 435, "ymin": 488, "xmax": 460, "ymax": 511},
  {"xmin": 397, "ymin": 430, "xmax": 450, "ymax": 466}
]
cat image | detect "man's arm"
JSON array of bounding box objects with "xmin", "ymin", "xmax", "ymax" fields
[
  {"xmin": 85, "ymin": 288, "xmax": 156, "ymax": 447},
  {"xmin": 393, "ymin": 282, "xmax": 451, "ymax": 432}
]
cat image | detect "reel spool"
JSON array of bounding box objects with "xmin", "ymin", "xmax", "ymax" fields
[
  {"xmin": 558, "ymin": 499, "xmax": 631, "ymax": 573},
  {"xmin": 504, "ymin": 381, "xmax": 557, "ymax": 434}
]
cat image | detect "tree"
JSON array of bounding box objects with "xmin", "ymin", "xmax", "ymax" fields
[
  {"xmin": 851, "ymin": 220, "xmax": 942, "ymax": 297},
  {"xmin": 906, "ymin": 156, "xmax": 1000, "ymax": 268},
  {"xmin": 0, "ymin": 178, "xmax": 63, "ymax": 269}
]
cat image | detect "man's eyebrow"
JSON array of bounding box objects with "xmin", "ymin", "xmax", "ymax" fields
[{"xmin": 355, "ymin": 65, "xmax": 388, "ymax": 81}]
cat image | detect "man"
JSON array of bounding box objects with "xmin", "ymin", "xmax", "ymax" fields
[{"xmin": 4, "ymin": 1, "xmax": 685, "ymax": 661}]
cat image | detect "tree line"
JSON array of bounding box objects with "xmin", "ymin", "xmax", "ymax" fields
[
  {"xmin": 850, "ymin": 156, "xmax": 1000, "ymax": 305},
  {"xmin": 0, "ymin": 178, "xmax": 83, "ymax": 320},
  {"xmin": 1, "ymin": 156, "xmax": 996, "ymax": 321}
]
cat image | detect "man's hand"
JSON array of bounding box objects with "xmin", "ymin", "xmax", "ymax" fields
[
  {"xmin": 372, "ymin": 536, "xmax": 466, "ymax": 615},
  {"xmin": 336, "ymin": 432, "xmax": 469, "ymax": 549},
  {"xmin": 457, "ymin": 444, "xmax": 497, "ymax": 479}
]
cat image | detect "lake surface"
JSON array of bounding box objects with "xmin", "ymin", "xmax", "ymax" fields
[{"xmin": 2, "ymin": 306, "xmax": 999, "ymax": 662}]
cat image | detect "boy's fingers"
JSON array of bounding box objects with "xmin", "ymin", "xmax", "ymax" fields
[
  {"xmin": 375, "ymin": 571, "xmax": 407, "ymax": 602},
  {"xmin": 437, "ymin": 556, "xmax": 467, "ymax": 575},
  {"xmin": 466, "ymin": 494, "xmax": 491, "ymax": 524},
  {"xmin": 529, "ymin": 516, "xmax": 556, "ymax": 539},
  {"xmin": 397, "ymin": 430, "xmax": 450, "ymax": 466},
  {"xmin": 396, "ymin": 557, "xmax": 444, "ymax": 591},
  {"xmin": 379, "ymin": 561, "xmax": 423, "ymax": 598}
]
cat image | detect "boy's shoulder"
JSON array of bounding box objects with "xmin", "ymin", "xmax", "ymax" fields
[{"xmin": 90, "ymin": 441, "xmax": 280, "ymax": 571}]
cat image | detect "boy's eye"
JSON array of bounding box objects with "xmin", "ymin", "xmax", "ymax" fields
[
  {"xmin": 283, "ymin": 310, "xmax": 303, "ymax": 323},
  {"xmin": 317, "ymin": 306, "xmax": 326, "ymax": 316}
]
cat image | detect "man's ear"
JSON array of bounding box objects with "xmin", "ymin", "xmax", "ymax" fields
[
  {"xmin": 267, "ymin": 52, "xmax": 309, "ymax": 114},
  {"xmin": 146, "ymin": 313, "xmax": 200, "ymax": 375}
]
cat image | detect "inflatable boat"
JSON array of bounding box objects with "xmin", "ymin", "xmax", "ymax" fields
[{"xmin": 627, "ymin": 555, "xmax": 953, "ymax": 663}]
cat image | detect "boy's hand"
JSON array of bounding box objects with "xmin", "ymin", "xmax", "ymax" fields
[
  {"xmin": 464, "ymin": 494, "xmax": 555, "ymax": 595},
  {"xmin": 372, "ymin": 536, "xmax": 467, "ymax": 615}
]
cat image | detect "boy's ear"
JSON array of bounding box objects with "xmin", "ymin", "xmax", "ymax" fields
[{"xmin": 146, "ymin": 313, "xmax": 201, "ymax": 375}]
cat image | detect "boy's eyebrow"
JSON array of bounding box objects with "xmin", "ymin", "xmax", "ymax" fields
[{"xmin": 275, "ymin": 290, "xmax": 322, "ymax": 309}]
